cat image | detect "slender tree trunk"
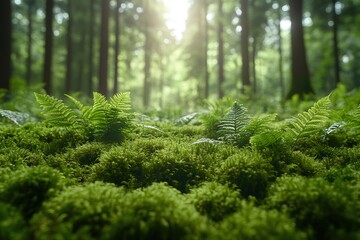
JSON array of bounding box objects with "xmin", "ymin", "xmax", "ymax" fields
[
  {"xmin": 217, "ymin": 0, "xmax": 224, "ymax": 99},
  {"xmin": 65, "ymin": 0, "xmax": 73, "ymax": 93},
  {"xmin": 26, "ymin": 0, "xmax": 34, "ymax": 85},
  {"xmin": 113, "ymin": 0, "xmax": 121, "ymax": 95},
  {"xmin": 332, "ymin": 0, "xmax": 341, "ymax": 87},
  {"xmin": 204, "ymin": 0, "xmax": 209, "ymax": 99},
  {"xmin": 287, "ymin": 0, "xmax": 313, "ymax": 99},
  {"xmin": 76, "ymin": 26, "xmax": 86, "ymax": 92},
  {"xmin": 88, "ymin": 0, "xmax": 95, "ymax": 96},
  {"xmin": 99, "ymin": 0, "xmax": 110, "ymax": 97},
  {"xmin": 252, "ymin": 37, "xmax": 257, "ymax": 94},
  {"xmin": 0, "ymin": 0, "xmax": 12, "ymax": 92},
  {"xmin": 143, "ymin": 0, "xmax": 151, "ymax": 108},
  {"xmin": 277, "ymin": 6, "xmax": 285, "ymax": 101},
  {"xmin": 43, "ymin": 0, "xmax": 54, "ymax": 94},
  {"xmin": 240, "ymin": 0, "xmax": 250, "ymax": 92}
]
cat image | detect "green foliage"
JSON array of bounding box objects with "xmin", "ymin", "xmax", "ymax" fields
[
  {"xmin": 90, "ymin": 144, "xmax": 146, "ymax": 189},
  {"xmin": 35, "ymin": 92, "xmax": 134, "ymax": 142},
  {"xmin": 0, "ymin": 166, "xmax": 65, "ymax": 220},
  {"xmin": 31, "ymin": 182, "xmax": 126, "ymax": 239},
  {"xmin": 144, "ymin": 141, "xmax": 209, "ymax": 193},
  {"xmin": 0, "ymin": 202, "xmax": 29, "ymax": 240},
  {"xmin": 214, "ymin": 202, "xmax": 306, "ymax": 240},
  {"xmin": 103, "ymin": 183, "xmax": 208, "ymax": 240},
  {"xmin": 186, "ymin": 182, "xmax": 242, "ymax": 222},
  {"xmin": 286, "ymin": 95, "xmax": 332, "ymax": 144},
  {"xmin": 216, "ymin": 149, "xmax": 274, "ymax": 199},
  {"xmin": 266, "ymin": 176, "xmax": 360, "ymax": 239}
]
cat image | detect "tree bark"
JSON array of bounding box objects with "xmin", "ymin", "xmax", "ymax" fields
[
  {"xmin": 204, "ymin": 0, "xmax": 209, "ymax": 99},
  {"xmin": 143, "ymin": 0, "xmax": 151, "ymax": 108},
  {"xmin": 277, "ymin": 6, "xmax": 285, "ymax": 101},
  {"xmin": 287, "ymin": 0, "xmax": 313, "ymax": 99},
  {"xmin": 26, "ymin": 0, "xmax": 34, "ymax": 85},
  {"xmin": 332, "ymin": 0, "xmax": 341, "ymax": 87},
  {"xmin": 113, "ymin": 0, "xmax": 121, "ymax": 95},
  {"xmin": 217, "ymin": 0, "xmax": 225, "ymax": 99},
  {"xmin": 65, "ymin": 0, "xmax": 73, "ymax": 93},
  {"xmin": 240, "ymin": 0, "xmax": 250, "ymax": 92},
  {"xmin": 99, "ymin": 0, "xmax": 110, "ymax": 97},
  {"xmin": 43, "ymin": 0, "xmax": 54, "ymax": 94},
  {"xmin": 0, "ymin": 0, "xmax": 11, "ymax": 91},
  {"xmin": 88, "ymin": 0, "xmax": 95, "ymax": 96}
]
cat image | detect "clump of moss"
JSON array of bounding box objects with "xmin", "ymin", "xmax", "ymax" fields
[
  {"xmin": 216, "ymin": 149, "xmax": 274, "ymax": 199},
  {"xmin": 31, "ymin": 182, "xmax": 126, "ymax": 239},
  {"xmin": 104, "ymin": 183, "xmax": 209, "ymax": 240},
  {"xmin": 0, "ymin": 166, "xmax": 65, "ymax": 220},
  {"xmin": 266, "ymin": 176, "xmax": 360, "ymax": 239},
  {"xmin": 214, "ymin": 202, "xmax": 306, "ymax": 240},
  {"xmin": 0, "ymin": 202, "xmax": 29, "ymax": 239},
  {"xmin": 187, "ymin": 181, "xmax": 242, "ymax": 222}
]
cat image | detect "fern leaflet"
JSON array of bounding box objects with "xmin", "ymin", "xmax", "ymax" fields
[
  {"xmin": 34, "ymin": 93, "xmax": 79, "ymax": 127},
  {"xmin": 287, "ymin": 95, "xmax": 331, "ymax": 142},
  {"xmin": 217, "ymin": 102, "xmax": 249, "ymax": 136}
]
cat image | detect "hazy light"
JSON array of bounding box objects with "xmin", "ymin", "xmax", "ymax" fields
[
  {"xmin": 163, "ymin": 0, "xmax": 190, "ymax": 40},
  {"xmin": 14, "ymin": 0, "xmax": 21, "ymax": 5}
]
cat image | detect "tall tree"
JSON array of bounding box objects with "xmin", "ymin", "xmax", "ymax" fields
[
  {"xmin": 0, "ymin": 0, "xmax": 11, "ymax": 92},
  {"xmin": 287, "ymin": 0, "xmax": 313, "ymax": 99},
  {"xmin": 99, "ymin": 0, "xmax": 110, "ymax": 97},
  {"xmin": 332, "ymin": 0, "xmax": 341, "ymax": 86},
  {"xmin": 65, "ymin": 0, "xmax": 73, "ymax": 93},
  {"xmin": 203, "ymin": 0, "xmax": 210, "ymax": 99},
  {"xmin": 143, "ymin": 0, "xmax": 152, "ymax": 107},
  {"xmin": 43, "ymin": 0, "xmax": 54, "ymax": 94},
  {"xmin": 217, "ymin": 0, "xmax": 225, "ymax": 99},
  {"xmin": 88, "ymin": 0, "xmax": 96, "ymax": 96},
  {"xmin": 240, "ymin": 0, "xmax": 250, "ymax": 92},
  {"xmin": 113, "ymin": 0, "xmax": 121, "ymax": 95},
  {"xmin": 26, "ymin": 0, "xmax": 35, "ymax": 85}
]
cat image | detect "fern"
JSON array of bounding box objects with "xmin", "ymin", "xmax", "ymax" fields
[
  {"xmin": 35, "ymin": 92, "xmax": 133, "ymax": 142},
  {"xmin": 217, "ymin": 102, "xmax": 249, "ymax": 136},
  {"xmin": 287, "ymin": 95, "xmax": 332, "ymax": 143},
  {"xmin": 34, "ymin": 93, "xmax": 80, "ymax": 127}
]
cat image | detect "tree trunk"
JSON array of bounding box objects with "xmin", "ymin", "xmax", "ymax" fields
[
  {"xmin": 143, "ymin": 0, "xmax": 151, "ymax": 108},
  {"xmin": 26, "ymin": 0, "xmax": 34, "ymax": 85},
  {"xmin": 332, "ymin": 0, "xmax": 341, "ymax": 87},
  {"xmin": 204, "ymin": 0, "xmax": 209, "ymax": 99},
  {"xmin": 252, "ymin": 37, "xmax": 257, "ymax": 94},
  {"xmin": 99, "ymin": 0, "xmax": 110, "ymax": 97},
  {"xmin": 113, "ymin": 0, "xmax": 121, "ymax": 95},
  {"xmin": 217, "ymin": 0, "xmax": 225, "ymax": 99},
  {"xmin": 0, "ymin": 0, "xmax": 11, "ymax": 92},
  {"xmin": 43, "ymin": 0, "xmax": 54, "ymax": 94},
  {"xmin": 277, "ymin": 6, "xmax": 285, "ymax": 101},
  {"xmin": 240, "ymin": 0, "xmax": 250, "ymax": 92},
  {"xmin": 88, "ymin": 0, "xmax": 95, "ymax": 96},
  {"xmin": 65, "ymin": 0, "xmax": 73, "ymax": 93},
  {"xmin": 287, "ymin": 0, "xmax": 313, "ymax": 99}
]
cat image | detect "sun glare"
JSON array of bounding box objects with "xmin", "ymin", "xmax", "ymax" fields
[{"xmin": 163, "ymin": 0, "xmax": 190, "ymax": 40}]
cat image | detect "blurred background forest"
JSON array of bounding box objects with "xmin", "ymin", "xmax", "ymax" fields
[{"xmin": 1, "ymin": 0, "xmax": 360, "ymax": 111}]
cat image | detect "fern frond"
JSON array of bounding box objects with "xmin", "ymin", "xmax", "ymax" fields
[
  {"xmin": 87, "ymin": 92, "xmax": 108, "ymax": 126},
  {"xmin": 109, "ymin": 92, "xmax": 131, "ymax": 111},
  {"xmin": 243, "ymin": 114, "xmax": 277, "ymax": 135},
  {"xmin": 250, "ymin": 130, "xmax": 284, "ymax": 149},
  {"xmin": 287, "ymin": 95, "xmax": 331, "ymax": 142},
  {"xmin": 217, "ymin": 102, "xmax": 249, "ymax": 136},
  {"xmin": 34, "ymin": 93, "xmax": 79, "ymax": 127},
  {"xmin": 0, "ymin": 109, "xmax": 31, "ymax": 125}
]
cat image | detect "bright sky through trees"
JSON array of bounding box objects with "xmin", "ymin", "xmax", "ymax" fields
[{"xmin": 163, "ymin": 0, "xmax": 190, "ymax": 40}]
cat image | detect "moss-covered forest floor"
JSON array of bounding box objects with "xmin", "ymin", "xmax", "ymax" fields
[{"xmin": 0, "ymin": 87, "xmax": 359, "ymax": 239}]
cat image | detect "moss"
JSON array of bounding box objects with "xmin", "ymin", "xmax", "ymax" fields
[
  {"xmin": 214, "ymin": 202, "xmax": 306, "ymax": 240},
  {"xmin": 266, "ymin": 176, "xmax": 360, "ymax": 239},
  {"xmin": 186, "ymin": 182, "xmax": 242, "ymax": 222},
  {"xmin": 0, "ymin": 166, "xmax": 65, "ymax": 220},
  {"xmin": 216, "ymin": 149, "xmax": 274, "ymax": 199},
  {"xmin": 104, "ymin": 183, "xmax": 209, "ymax": 240},
  {"xmin": 31, "ymin": 182, "xmax": 126, "ymax": 239}
]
